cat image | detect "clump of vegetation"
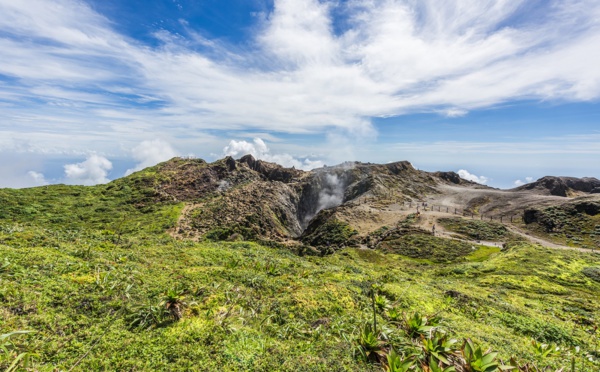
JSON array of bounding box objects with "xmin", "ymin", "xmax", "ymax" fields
[
  {"xmin": 582, "ymin": 267, "xmax": 600, "ymax": 282},
  {"xmin": 301, "ymin": 214, "xmax": 358, "ymax": 250},
  {"xmin": 522, "ymin": 204, "xmax": 600, "ymax": 248},
  {"xmin": 0, "ymin": 331, "xmax": 36, "ymax": 372},
  {"xmin": 380, "ymin": 233, "xmax": 475, "ymax": 262},
  {"xmin": 438, "ymin": 217, "xmax": 514, "ymax": 241}
]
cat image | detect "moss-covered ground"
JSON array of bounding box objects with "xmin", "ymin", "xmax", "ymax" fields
[
  {"xmin": 438, "ymin": 217, "xmax": 520, "ymax": 242},
  {"xmin": 518, "ymin": 205, "xmax": 600, "ymax": 250},
  {"xmin": 1, "ymin": 181, "xmax": 599, "ymax": 370}
]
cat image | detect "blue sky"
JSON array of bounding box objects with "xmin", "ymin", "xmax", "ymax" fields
[{"xmin": 1, "ymin": 0, "xmax": 599, "ymax": 189}]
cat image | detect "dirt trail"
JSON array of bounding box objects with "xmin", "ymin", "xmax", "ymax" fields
[
  {"xmin": 169, "ymin": 203, "xmax": 202, "ymax": 241},
  {"xmin": 346, "ymin": 200, "xmax": 595, "ymax": 253},
  {"xmin": 413, "ymin": 208, "xmax": 594, "ymax": 253},
  {"xmin": 502, "ymin": 225, "xmax": 593, "ymax": 253}
]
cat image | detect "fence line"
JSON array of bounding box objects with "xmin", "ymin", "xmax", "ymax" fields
[{"xmin": 400, "ymin": 201, "xmax": 523, "ymax": 225}]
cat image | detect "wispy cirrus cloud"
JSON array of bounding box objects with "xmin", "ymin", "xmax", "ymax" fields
[
  {"xmin": 1, "ymin": 0, "xmax": 600, "ymax": 186},
  {"xmin": 2, "ymin": 1, "xmax": 600, "ymax": 136}
]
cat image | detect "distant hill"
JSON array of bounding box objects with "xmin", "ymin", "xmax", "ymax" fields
[
  {"xmin": 2, "ymin": 156, "xmax": 599, "ymax": 251},
  {"xmin": 512, "ymin": 176, "xmax": 600, "ymax": 196},
  {"xmin": 142, "ymin": 156, "xmax": 477, "ymax": 244}
]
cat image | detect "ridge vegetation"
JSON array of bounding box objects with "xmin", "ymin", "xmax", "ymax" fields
[{"xmin": 1, "ymin": 157, "xmax": 599, "ymax": 371}]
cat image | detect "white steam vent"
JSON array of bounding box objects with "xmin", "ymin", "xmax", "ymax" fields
[{"xmin": 317, "ymin": 174, "xmax": 344, "ymax": 212}]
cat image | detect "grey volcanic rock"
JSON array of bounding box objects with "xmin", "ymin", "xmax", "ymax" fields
[
  {"xmin": 435, "ymin": 171, "xmax": 463, "ymax": 184},
  {"xmin": 155, "ymin": 156, "xmax": 469, "ymax": 242},
  {"xmin": 514, "ymin": 176, "xmax": 600, "ymax": 197},
  {"xmin": 574, "ymin": 201, "xmax": 600, "ymax": 216},
  {"xmin": 156, "ymin": 156, "xmax": 598, "ymax": 247},
  {"xmin": 238, "ymin": 154, "xmax": 303, "ymax": 182}
]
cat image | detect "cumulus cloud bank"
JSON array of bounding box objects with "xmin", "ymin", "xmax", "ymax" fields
[
  {"xmin": 27, "ymin": 171, "xmax": 48, "ymax": 186},
  {"xmin": 457, "ymin": 169, "xmax": 489, "ymax": 185},
  {"xmin": 64, "ymin": 154, "xmax": 112, "ymax": 185},
  {"xmin": 125, "ymin": 139, "xmax": 178, "ymax": 176},
  {"xmin": 223, "ymin": 138, "xmax": 324, "ymax": 170}
]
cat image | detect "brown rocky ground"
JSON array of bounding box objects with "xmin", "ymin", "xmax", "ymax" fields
[{"xmin": 144, "ymin": 156, "xmax": 600, "ymax": 252}]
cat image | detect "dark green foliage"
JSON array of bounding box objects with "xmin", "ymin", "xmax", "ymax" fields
[
  {"xmin": 496, "ymin": 313, "xmax": 576, "ymax": 345},
  {"xmin": 438, "ymin": 217, "xmax": 514, "ymax": 241},
  {"xmin": 522, "ymin": 204, "xmax": 600, "ymax": 248},
  {"xmin": 461, "ymin": 338, "xmax": 500, "ymax": 372},
  {"xmin": 302, "ymin": 217, "xmax": 358, "ymax": 248},
  {"xmin": 357, "ymin": 324, "xmax": 387, "ymax": 363},
  {"xmin": 380, "ymin": 233, "xmax": 474, "ymax": 262},
  {"xmin": 582, "ymin": 267, "xmax": 600, "ymax": 282},
  {"xmin": 205, "ymin": 225, "xmax": 256, "ymax": 241}
]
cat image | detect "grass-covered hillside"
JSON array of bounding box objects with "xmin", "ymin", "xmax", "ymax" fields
[
  {"xmin": 520, "ymin": 202, "xmax": 600, "ymax": 250},
  {"xmin": 1, "ymin": 176, "xmax": 599, "ymax": 371}
]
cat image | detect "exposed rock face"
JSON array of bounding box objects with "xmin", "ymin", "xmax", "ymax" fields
[
  {"xmin": 238, "ymin": 154, "xmax": 303, "ymax": 182},
  {"xmin": 434, "ymin": 171, "xmax": 463, "ymax": 184},
  {"xmin": 151, "ymin": 156, "xmax": 599, "ymax": 247},
  {"xmin": 523, "ymin": 209, "xmax": 540, "ymax": 224},
  {"xmin": 151, "ymin": 156, "xmax": 461, "ymax": 242},
  {"xmin": 574, "ymin": 201, "xmax": 600, "ymax": 216},
  {"xmin": 515, "ymin": 176, "xmax": 600, "ymax": 197}
]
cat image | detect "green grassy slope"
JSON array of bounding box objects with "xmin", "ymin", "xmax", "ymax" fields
[
  {"xmin": 520, "ymin": 204, "xmax": 600, "ymax": 249},
  {"xmin": 0, "ymin": 166, "xmax": 180, "ymax": 235},
  {"xmin": 1, "ymin": 181, "xmax": 599, "ymax": 371}
]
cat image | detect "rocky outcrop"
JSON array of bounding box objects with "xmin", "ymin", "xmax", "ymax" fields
[
  {"xmin": 238, "ymin": 154, "xmax": 304, "ymax": 183},
  {"xmin": 573, "ymin": 201, "xmax": 600, "ymax": 216},
  {"xmin": 514, "ymin": 176, "xmax": 600, "ymax": 197},
  {"xmin": 152, "ymin": 156, "xmax": 577, "ymax": 244},
  {"xmin": 435, "ymin": 171, "xmax": 462, "ymax": 184}
]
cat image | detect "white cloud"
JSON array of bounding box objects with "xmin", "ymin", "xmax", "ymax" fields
[
  {"xmin": 1, "ymin": 0, "xmax": 600, "ymax": 190},
  {"xmin": 457, "ymin": 169, "xmax": 489, "ymax": 185},
  {"xmin": 0, "ymin": 0, "xmax": 599, "ymax": 155},
  {"xmin": 442, "ymin": 108, "xmax": 468, "ymax": 118},
  {"xmin": 64, "ymin": 154, "xmax": 112, "ymax": 185},
  {"xmin": 125, "ymin": 139, "xmax": 178, "ymax": 176},
  {"xmin": 223, "ymin": 138, "xmax": 324, "ymax": 170},
  {"xmin": 514, "ymin": 176, "xmax": 534, "ymax": 186},
  {"xmin": 27, "ymin": 171, "xmax": 48, "ymax": 185}
]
